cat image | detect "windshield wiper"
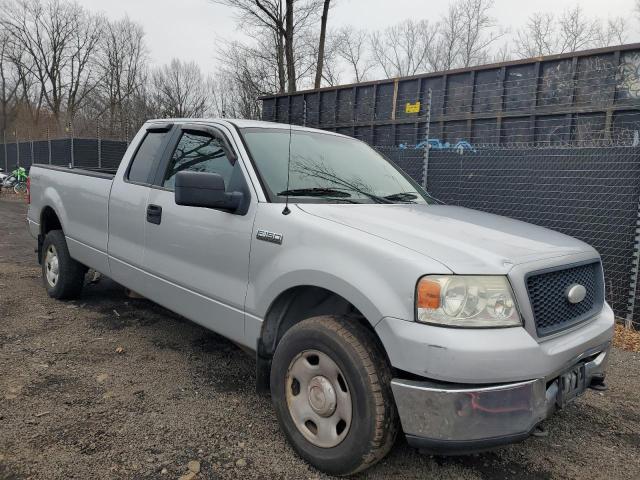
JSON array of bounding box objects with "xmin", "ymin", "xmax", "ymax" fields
[
  {"xmin": 277, "ymin": 187, "xmax": 352, "ymax": 198},
  {"xmin": 277, "ymin": 187, "xmax": 398, "ymax": 205},
  {"xmin": 384, "ymin": 192, "xmax": 419, "ymax": 203},
  {"xmin": 385, "ymin": 190, "xmax": 445, "ymax": 205}
]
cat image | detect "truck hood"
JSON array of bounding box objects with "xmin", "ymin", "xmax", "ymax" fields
[{"xmin": 297, "ymin": 204, "xmax": 596, "ymax": 274}]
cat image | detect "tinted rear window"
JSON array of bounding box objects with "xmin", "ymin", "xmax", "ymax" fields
[{"xmin": 127, "ymin": 132, "xmax": 167, "ymax": 183}]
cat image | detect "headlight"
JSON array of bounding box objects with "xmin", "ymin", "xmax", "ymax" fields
[{"xmin": 416, "ymin": 275, "xmax": 521, "ymax": 327}]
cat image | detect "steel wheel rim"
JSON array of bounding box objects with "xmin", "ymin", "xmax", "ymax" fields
[
  {"xmin": 285, "ymin": 349, "xmax": 352, "ymax": 448},
  {"xmin": 44, "ymin": 245, "xmax": 59, "ymax": 287}
]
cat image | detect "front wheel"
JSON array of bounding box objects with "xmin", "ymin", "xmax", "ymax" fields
[
  {"xmin": 14, "ymin": 182, "xmax": 27, "ymax": 194},
  {"xmin": 42, "ymin": 230, "xmax": 86, "ymax": 299},
  {"xmin": 270, "ymin": 316, "xmax": 398, "ymax": 476}
]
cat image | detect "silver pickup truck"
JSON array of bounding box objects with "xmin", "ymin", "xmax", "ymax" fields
[{"xmin": 27, "ymin": 119, "xmax": 614, "ymax": 475}]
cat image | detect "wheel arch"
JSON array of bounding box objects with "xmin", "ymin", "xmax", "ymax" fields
[
  {"xmin": 255, "ymin": 284, "xmax": 390, "ymax": 393},
  {"xmin": 41, "ymin": 205, "xmax": 63, "ymax": 235},
  {"xmin": 37, "ymin": 205, "xmax": 64, "ymax": 263}
]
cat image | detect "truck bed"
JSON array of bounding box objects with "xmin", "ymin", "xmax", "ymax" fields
[{"xmin": 29, "ymin": 163, "xmax": 114, "ymax": 274}]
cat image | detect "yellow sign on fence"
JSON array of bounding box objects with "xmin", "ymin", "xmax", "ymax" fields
[{"xmin": 405, "ymin": 101, "xmax": 421, "ymax": 114}]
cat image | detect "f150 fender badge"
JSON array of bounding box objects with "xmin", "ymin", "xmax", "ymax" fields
[{"xmin": 257, "ymin": 229, "xmax": 283, "ymax": 245}]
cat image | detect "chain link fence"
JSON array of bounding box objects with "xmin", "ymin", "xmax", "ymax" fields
[{"xmin": 376, "ymin": 144, "xmax": 640, "ymax": 328}]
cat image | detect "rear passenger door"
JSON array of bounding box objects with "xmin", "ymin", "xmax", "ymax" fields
[
  {"xmin": 108, "ymin": 124, "xmax": 173, "ymax": 285},
  {"xmin": 141, "ymin": 123, "xmax": 256, "ymax": 344}
]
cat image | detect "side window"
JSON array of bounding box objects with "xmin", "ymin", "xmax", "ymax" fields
[
  {"xmin": 163, "ymin": 131, "xmax": 237, "ymax": 190},
  {"xmin": 127, "ymin": 131, "xmax": 167, "ymax": 183}
]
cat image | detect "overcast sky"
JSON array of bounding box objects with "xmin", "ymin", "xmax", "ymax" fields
[{"xmin": 79, "ymin": 0, "xmax": 640, "ymax": 77}]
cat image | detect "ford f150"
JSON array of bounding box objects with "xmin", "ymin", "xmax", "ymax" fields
[{"xmin": 26, "ymin": 119, "xmax": 614, "ymax": 475}]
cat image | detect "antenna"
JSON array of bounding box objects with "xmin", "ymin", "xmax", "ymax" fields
[{"xmin": 282, "ymin": 122, "xmax": 293, "ymax": 215}]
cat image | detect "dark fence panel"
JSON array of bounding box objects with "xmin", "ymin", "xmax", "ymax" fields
[
  {"xmin": 73, "ymin": 139, "xmax": 99, "ymax": 168},
  {"xmin": 377, "ymin": 145, "xmax": 640, "ymax": 325},
  {"xmin": 0, "ymin": 139, "xmax": 128, "ymax": 172},
  {"xmin": 101, "ymin": 140, "xmax": 128, "ymax": 170},
  {"xmin": 51, "ymin": 139, "xmax": 71, "ymax": 166},
  {"xmin": 18, "ymin": 142, "xmax": 33, "ymax": 168},
  {"xmin": 5, "ymin": 144, "xmax": 16, "ymax": 170},
  {"xmin": 33, "ymin": 141, "xmax": 49, "ymax": 165}
]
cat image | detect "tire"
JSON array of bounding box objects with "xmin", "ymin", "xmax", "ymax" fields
[
  {"xmin": 41, "ymin": 230, "xmax": 86, "ymax": 299},
  {"xmin": 14, "ymin": 182, "xmax": 27, "ymax": 194},
  {"xmin": 270, "ymin": 315, "xmax": 398, "ymax": 476}
]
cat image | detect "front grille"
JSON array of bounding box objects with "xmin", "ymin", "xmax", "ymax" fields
[{"xmin": 526, "ymin": 261, "xmax": 604, "ymax": 337}]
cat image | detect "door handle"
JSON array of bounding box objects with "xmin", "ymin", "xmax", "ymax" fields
[{"xmin": 146, "ymin": 204, "xmax": 162, "ymax": 225}]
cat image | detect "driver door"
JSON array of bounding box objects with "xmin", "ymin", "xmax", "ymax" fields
[{"xmin": 141, "ymin": 124, "xmax": 256, "ymax": 344}]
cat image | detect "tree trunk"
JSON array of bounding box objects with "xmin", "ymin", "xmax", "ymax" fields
[
  {"xmin": 314, "ymin": 0, "xmax": 331, "ymax": 89},
  {"xmin": 276, "ymin": 31, "xmax": 286, "ymax": 93},
  {"xmin": 285, "ymin": 0, "xmax": 296, "ymax": 93}
]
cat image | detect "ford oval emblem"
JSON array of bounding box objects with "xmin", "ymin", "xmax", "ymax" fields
[{"xmin": 566, "ymin": 284, "xmax": 587, "ymax": 304}]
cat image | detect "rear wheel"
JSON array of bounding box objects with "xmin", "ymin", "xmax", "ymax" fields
[
  {"xmin": 270, "ymin": 316, "xmax": 398, "ymax": 476},
  {"xmin": 42, "ymin": 230, "xmax": 86, "ymax": 299}
]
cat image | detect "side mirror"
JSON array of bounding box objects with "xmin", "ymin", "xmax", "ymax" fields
[{"xmin": 174, "ymin": 171, "xmax": 243, "ymax": 212}]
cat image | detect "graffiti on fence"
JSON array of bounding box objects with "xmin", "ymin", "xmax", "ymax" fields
[{"xmin": 398, "ymin": 138, "xmax": 476, "ymax": 154}]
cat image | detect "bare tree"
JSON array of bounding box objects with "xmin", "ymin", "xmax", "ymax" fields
[
  {"xmin": 557, "ymin": 5, "xmax": 601, "ymax": 53},
  {"xmin": 8, "ymin": 43, "xmax": 44, "ymax": 127},
  {"xmin": 597, "ymin": 17, "xmax": 628, "ymax": 47},
  {"xmin": 96, "ymin": 17, "xmax": 147, "ymax": 135},
  {"xmin": 335, "ymin": 27, "xmax": 374, "ymax": 82},
  {"xmin": 431, "ymin": 3, "xmax": 463, "ymax": 71},
  {"xmin": 216, "ymin": 35, "xmax": 281, "ymax": 118},
  {"xmin": 491, "ymin": 42, "xmax": 513, "ymax": 63},
  {"xmin": 212, "ymin": 0, "xmax": 286, "ymax": 92},
  {"xmin": 370, "ymin": 19, "xmax": 438, "ymax": 77},
  {"xmin": 151, "ymin": 59, "xmax": 211, "ymax": 118},
  {"xmin": 313, "ymin": 0, "xmax": 331, "ymax": 88},
  {"xmin": 516, "ymin": 6, "xmax": 627, "ymax": 59},
  {"xmin": 0, "ymin": 0, "xmax": 103, "ymax": 124},
  {"xmin": 284, "ymin": 0, "xmax": 296, "ymax": 91},
  {"xmin": 456, "ymin": 0, "xmax": 503, "ymax": 67},
  {"xmin": 212, "ymin": 0, "xmax": 321, "ymax": 93},
  {"xmin": 0, "ymin": 27, "xmax": 20, "ymax": 133},
  {"xmin": 515, "ymin": 12, "xmax": 557, "ymax": 57},
  {"xmin": 305, "ymin": 28, "xmax": 341, "ymax": 86}
]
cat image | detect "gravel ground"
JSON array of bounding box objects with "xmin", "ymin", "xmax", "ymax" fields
[{"xmin": 1, "ymin": 197, "xmax": 639, "ymax": 480}]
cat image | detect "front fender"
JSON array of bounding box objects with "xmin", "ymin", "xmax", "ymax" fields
[{"xmin": 245, "ymin": 204, "xmax": 451, "ymax": 328}]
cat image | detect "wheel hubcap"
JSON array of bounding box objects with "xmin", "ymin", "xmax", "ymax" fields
[
  {"xmin": 285, "ymin": 349, "xmax": 352, "ymax": 448},
  {"xmin": 308, "ymin": 376, "xmax": 337, "ymax": 417},
  {"xmin": 44, "ymin": 245, "xmax": 59, "ymax": 287}
]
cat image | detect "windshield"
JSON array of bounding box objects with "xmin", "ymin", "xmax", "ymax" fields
[{"xmin": 240, "ymin": 127, "xmax": 434, "ymax": 204}]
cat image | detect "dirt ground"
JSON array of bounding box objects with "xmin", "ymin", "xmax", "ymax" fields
[{"xmin": 1, "ymin": 197, "xmax": 639, "ymax": 480}]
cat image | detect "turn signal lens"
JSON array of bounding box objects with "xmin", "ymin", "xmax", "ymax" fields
[{"xmin": 417, "ymin": 278, "xmax": 441, "ymax": 309}]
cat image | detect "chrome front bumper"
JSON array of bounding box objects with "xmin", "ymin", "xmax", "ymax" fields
[{"xmin": 391, "ymin": 345, "xmax": 609, "ymax": 453}]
